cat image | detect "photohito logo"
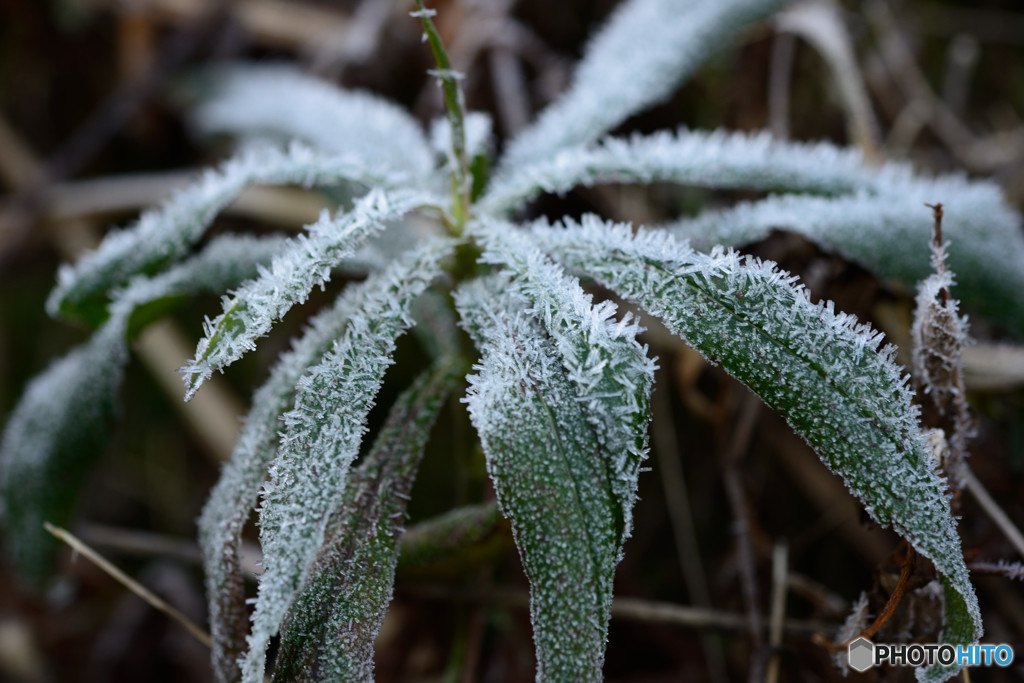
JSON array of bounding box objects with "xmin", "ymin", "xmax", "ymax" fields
[{"xmin": 848, "ymin": 637, "xmax": 1014, "ymax": 672}]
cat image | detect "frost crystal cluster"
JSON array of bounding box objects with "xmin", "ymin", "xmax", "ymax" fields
[{"xmin": 4, "ymin": 0, "xmax": 1022, "ymax": 681}]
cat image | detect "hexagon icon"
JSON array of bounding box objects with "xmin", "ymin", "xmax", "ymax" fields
[{"xmin": 848, "ymin": 637, "xmax": 875, "ymax": 673}]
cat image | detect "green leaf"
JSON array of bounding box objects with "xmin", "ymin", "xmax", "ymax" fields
[
  {"xmin": 666, "ymin": 188, "xmax": 1024, "ymax": 336},
  {"xmin": 1, "ymin": 235, "xmax": 284, "ymax": 585},
  {"xmin": 47, "ymin": 144, "xmax": 408, "ymax": 324},
  {"xmin": 0, "ymin": 322, "xmax": 127, "ymax": 583},
  {"xmin": 273, "ymin": 359, "xmax": 462, "ymax": 681},
  {"xmin": 200, "ymin": 276, "xmax": 369, "ymax": 683},
  {"xmin": 537, "ymin": 216, "xmax": 981, "ymax": 681},
  {"xmin": 470, "ymin": 218, "xmax": 655, "ymax": 543},
  {"xmin": 241, "ymin": 237, "xmax": 457, "ymax": 683},
  {"xmin": 483, "ymin": 128, "xmax": 884, "ymax": 214},
  {"xmin": 500, "ymin": 0, "xmax": 785, "ymax": 169},
  {"xmin": 396, "ymin": 501, "xmax": 508, "ymax": 578},
  {"xmin": 456, "ymin": 275, "xmax": 620, "ymax": 681},
  {"xmin": 182, "ymin": 189, "xmax": 440, "ymax": 399}
]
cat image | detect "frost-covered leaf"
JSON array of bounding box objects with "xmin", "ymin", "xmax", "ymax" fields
[
  {"xmin": 118, "ymin": 234, "xmax": 291, "ymax": 336},
  {"xmin": 1, "ymin": 235, "xmax": 283, "ymax": 584},
  {"xmin": 456, "ymin": 276, "xmax": 620, "ymax": 681},
  {"xmin": 535, "ymin": 216, "xmax": 981, "ymax": 681},
  {"xmin": 0, "ymin": 323, "xmax": 127, "ymax": 583},
  {"xmin": 500, "ymin": 0, "xmax": 784, "ymax": 169},
  {"xmin": 664, "ymin": 184, "xmax": 1024, "ymax": 335},
  {"xmin": 49, "ymin": 143, "xmax": 410, "ymax": 325},
  {"xmin": 192, "ymin": 64, "xmax": 434, "ymax": 182},
  {"xmin": 183, "ymin": 188, "xmax": 440, "ymax": 399},
  {"xmin": 484, "ymin": 128, "xmax": 892, "ymax": 214},
  {"xmin": 486, "ymin": 125, "xmax": 1024, "ymax": 334},
  {"xmin": 200, "ymin": 278, "xmax": 373, "ymax": 683},
  {"xmin": 241, "ymin": 237, "xmax": 456, "ymax": 683},
  {"xmin": 470, "ymin": 219, "xmax": 656, "ymax": 542},
  {"xmin": 273, "ymin": 359, "xmax": 461, "ymax": 682}
]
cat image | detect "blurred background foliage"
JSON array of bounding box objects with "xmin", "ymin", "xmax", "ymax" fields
[{"xmin": 1, "ymin": 0, "xmax": 1023, "ymax": 680}]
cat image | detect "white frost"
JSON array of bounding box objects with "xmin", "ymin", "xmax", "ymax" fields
[{"xmin": 239, "ymin": 237, "xmax": 456, "ymax": 683}]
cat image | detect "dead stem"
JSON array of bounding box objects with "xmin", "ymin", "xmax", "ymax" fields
[
  {"xmin": 652, "ymin": 380, "xmax": 728, "ymax": 681},
  {"xmin": 44, "ymin": 523, "xmax": 212, "ymax": 649},
  {"xmin": 861, "ymin": 545, "xmax": 915, "ymax": 640},
  {"xmin": 764, "ymin": 543, "xmax": 790, "ymax": 683},
  {"xmin": 718, "ymin": 389, "xmax": 764, "ymax": 661}
]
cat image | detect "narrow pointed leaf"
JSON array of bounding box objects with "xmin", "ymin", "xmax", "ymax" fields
[
  {"xmin": 486, "ymin": 125, "xmax": 1024, "ymax": 336},
  {"xmin": 193, "ymin": 64, "xmax": 434, "ymax": 181},
  {"xmin": 197, "ymin": 247, "xmax": 446, "ymax": 680},
  {"xmin": 664, "ymin": 188, "xmax": 1024, "ymax": 335},
  {"xmin": 119, "ymin": 234, "xmax": 292, "ymax": 336},
  {"xmin": 273, "ymin": 359, "xmax": 461, "ymax": 681},
  {"xmin": 1, "ymin": 235, "xmax": 283, "ymax": 584},
  {"xmin": 182, "ymin": 189, "xmax": 439, "ymax": 399},
  {"xmin": 536, "ymin": 216, "xmax": 981, "ymax": 681},
  {"xmin": 500, "ymin": 0, "xmax": 784, "ymax": 169},
  {"xmin": 470, "ymin": 219, "xmax": 655, "ymax": 542},
  {"xmin": 0, "ymin": 322, "xmax": 127, "ymax": 583},
  {"xmin": 456, "ymin": 276, "xmax": 619, "ymax": 681},
  {"xmin": 484, "ymin": 128, "xmax": 890, "ymax": 214},
  {"xmin": 200, "ymin": 285, "xmax": 366, "ymax": 683},
  {"xmin": 48, "ymin": 144, "xmax": 409, "ymax": 324},
  {"xmin": 241, "ymin": 237, "xmax": 456, "ymax": 683}
]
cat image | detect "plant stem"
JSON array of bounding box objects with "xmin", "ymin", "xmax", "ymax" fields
[
  {"xmin": 414, "ymin": 1, "xmax": 471, "ymax": 232},
  {"xmin": 44, "ymin": 522, "xmax": 212, "ymax": 648}
]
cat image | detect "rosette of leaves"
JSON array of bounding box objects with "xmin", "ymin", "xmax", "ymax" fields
[{"xmin": 4, "ymin": 0, "xmax": 1022, "ymax": 680}]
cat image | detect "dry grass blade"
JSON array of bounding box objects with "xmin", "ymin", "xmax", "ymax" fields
[
  {"xmin": 43, "ymin": 522, "xmax": 212, "ymax": 649},
  {"xmin": 962, "ymin": 469, "xmax": 1024, "ymax": 561}
]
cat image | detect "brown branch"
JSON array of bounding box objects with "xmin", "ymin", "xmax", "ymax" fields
[{"xmin": 860, "ymin": 545, "xmax": 916, "ymax": 640}]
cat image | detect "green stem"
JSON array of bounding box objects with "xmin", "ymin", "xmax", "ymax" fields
[{"xmin": 414, "ymin": 1, "xmax": 471, "ymax": 232}]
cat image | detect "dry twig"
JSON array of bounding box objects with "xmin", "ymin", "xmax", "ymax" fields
[{"xmin": 44, "ymin": 523, "xmax": 212, "ymax": 649}]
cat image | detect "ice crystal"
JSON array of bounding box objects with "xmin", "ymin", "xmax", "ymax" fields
[
  {"xmin": 192, "ymin": 65, "xmax": 434, "ymax": 182},
  {"xmin": 274, "ymin": 360, "xmax": 459, "ymax": 681},
  {"xmin": 913, "ymin": 267, "xmax": 968, "ymax": 414},
  {"xmin": 240, "ymin": 237, "xmax": 455, "ymax": 683},
  {"xmin": 501, "ymin": 0, "xmax": 786, "ymax": 168},
  {"xmin": 48, "ymin": 143, "xmax": 409, "ymax": 323},
  {"xmin": 532, "ymin": 216, "xmax": 982, "ymax": 675},
  {"xmin": 183, "ymin": 188, "xmax": 439, "ymax": 398},
  {"xmin": 911, "ymin": 209, "xmax": 973, "ymax": 493},
  {"xmin": 470, "ymin": 219, "xmax": 656, "ymax": 542},
  {"xmin": 457, "ymin": 276, "xmax": 619, "ymax": 681}
]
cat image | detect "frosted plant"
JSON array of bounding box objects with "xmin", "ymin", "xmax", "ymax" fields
[{"xmin": 3, "ymin": 0, "xmax": 1022, "ymax": 681}]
